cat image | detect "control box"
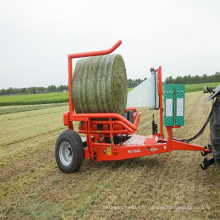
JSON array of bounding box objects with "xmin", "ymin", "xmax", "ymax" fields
[
  {"xmin": 163, "ymin": 84, "xmax": 175, "ymax": 126},
  {"xmin": 175, "ymin": 84, "xmax": 185, "ymax": 126},
  {"xmin": 163, "ymin": 84, "xmax": 185, "ymax": 126}
]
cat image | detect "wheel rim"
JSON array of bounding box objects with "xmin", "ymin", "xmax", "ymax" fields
[{"xmin": 59, "ymin": 141, "xmax": 73, "ymax": 166}]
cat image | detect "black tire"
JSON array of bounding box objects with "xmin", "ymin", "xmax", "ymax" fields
[
  {"xmin": 210, "ymin": 97, "xmax": 220, "ymax": 170},
  {"xmin": 55, "ymin": 129, "xmax": 84, "ymax": 173}
]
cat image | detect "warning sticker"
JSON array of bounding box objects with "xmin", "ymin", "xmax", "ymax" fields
[
  {"xmin": 107, "ymin": 148, "xmax": 112, "ymax": 155},
  {"xmin": 166, "ymin": 99, "xmax": 173, "ymax": 117},
  {"xmin": 177, "ymin": 98, "xmax": 184, "ymax": 116}
]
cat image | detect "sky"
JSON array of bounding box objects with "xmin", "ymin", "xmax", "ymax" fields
[{"xmin": 0, "ymin": 0, "xmax": 220, "ymax": 89}]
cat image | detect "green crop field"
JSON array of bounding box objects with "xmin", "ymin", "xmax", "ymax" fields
[
  {"xmin": 185, "ymin": 82, "xmax": 219, "ymax": 93},
  {"xmin": 0, "ymin": 83, "xmax": 219, "ymax": 106},
  {"xmin": 0, "ymin": 92, "xmax": 69, "ymax": 106},
  {"xmin": 0, "ymin": 89, "xmax": 133, "ymax": 106}
]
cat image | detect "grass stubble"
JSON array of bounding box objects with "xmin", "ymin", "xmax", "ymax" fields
[{"xmin": 0, "ymin": 92, "xmax": 220, "ymax": 219}]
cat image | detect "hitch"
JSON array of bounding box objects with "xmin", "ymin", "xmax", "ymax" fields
[
  {"xmin": 201, "ymin": 157, "xmax": 215, "ymax": 170},
  {"xmin": 201, "ymin": 145, "xmax": 212, "ymax": 156}
]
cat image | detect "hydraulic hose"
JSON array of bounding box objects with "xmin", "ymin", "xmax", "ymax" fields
[{"xmin": 178, "ymin": 98, "xmax": 217, "ymax": 143}]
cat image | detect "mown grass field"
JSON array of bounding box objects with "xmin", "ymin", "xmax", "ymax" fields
[
  {"xmin": 0, "ymin": 91, "xmax": 220, "ymax": 219},
  {"xmin": 0, "ymin": 82, "xmax": 219, "ymax": 106}
]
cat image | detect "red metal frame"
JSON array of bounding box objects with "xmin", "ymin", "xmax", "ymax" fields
[
  {"xmin": 157, "ymin": 66, "xmax": 164, "ymax": 139},
  {"xmin": 63, "ymin": 40, "xmax": 210, "ymax": 161}
]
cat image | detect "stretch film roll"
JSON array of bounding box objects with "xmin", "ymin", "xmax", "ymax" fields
[{"xmin": 127, "ymin": 73, "xmax": 158, "ymax": 108}]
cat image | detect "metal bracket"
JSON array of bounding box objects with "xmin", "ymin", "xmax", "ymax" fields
[
  {"xmin": 201, "ymin": 144, "xmax": 212, "ymax": 156},
  {"xmin": 201, "ymin": 157, "xmax": 215, "ymax": 170}
]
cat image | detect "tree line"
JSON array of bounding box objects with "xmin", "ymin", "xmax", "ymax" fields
[
  {"xmin": 1, "ymin": 72, "xmax": 219, "ymax": 96},
  {"xmin": 0, "ymin": 85, "xmax": 68, "ymax": 96},
  {"xmin": 127, "ymin": 78, "xmax": 147, "ymax": 88},
  {"xmin": 165, "ymin": 72, "xmax": 220, "ymax": 84},
  {"xmin": 0, "ymin": 79, "xmax": 147, "ymax": 95}
]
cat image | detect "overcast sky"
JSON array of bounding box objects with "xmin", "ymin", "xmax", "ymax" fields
[{"xmin": 0, "ymin": 0, "xmax": 220, "ymax": 89}]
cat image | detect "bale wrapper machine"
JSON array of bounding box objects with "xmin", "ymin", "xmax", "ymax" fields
[{"xmin": 55, "ymin": 40, "xmax": 217, "ymax": 173}]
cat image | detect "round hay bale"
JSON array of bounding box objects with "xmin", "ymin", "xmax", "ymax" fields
[
  {"xmin": 203, "ymin": 86, "xmax": 209, "ymax": 93},
  {"xmin": 72, "ymin": 54, "xmax": 127, "ymax": 115}
]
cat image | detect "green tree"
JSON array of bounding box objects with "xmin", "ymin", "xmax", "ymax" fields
[
  {"xmin": 63, "ymin": 85, "xmax": 68, "ymax": 90},
  {"xmin": 168, "ymin": 76, "xmax": 174, "ymax": 84},
  {"xmin": 202, "ymin": 74, "xmax": 208, "ymax": 83},
  {"xmin": 31, "ymin": 87, "xmax": 36, "ymax": 94},
  {"xmin": 176, "ymin": 76, "xmax": 183, "ymax": 84},
  {"xmin": 57, "ymin": 85, "xmax": 64, "ymax": 91},
  {"xmin": 182, "ymin": 76, "xmax": 188, "ymax": 84},
  {"xmin": 6, "ymin": 87, "xmax": 13, "ymax": 95},
  {"xmin": 21, "ymin": 88, "xmax": 26, "ymax": 93},
  {"xmin": 47, "ymin": 85, "xmax": 56, "ymax": 93},
  {"xmin": 0, "ymin": 88, "xmax": 6, "ymax": 95},
  {"xmin": 37, "ymin": 87, "xmax": 45, "ymax": 93},
  {"xmin": 215, "ymin": 72, "xmax": 220, "ymax": 82},
  {"xmin": 194, "ymin": 75, "xmax": 201, "ymax": 83}
]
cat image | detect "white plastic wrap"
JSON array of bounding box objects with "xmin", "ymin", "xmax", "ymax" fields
[{"xmin": 127, "ymin": 73, "xmax": 158, "ymax": 108}]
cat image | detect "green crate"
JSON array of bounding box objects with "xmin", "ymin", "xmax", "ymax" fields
[
  {"xmin": 175, "ymin": 84, "xmax": 185, "ymax": 126},
  {"xmin": 163, "ymin": 84, "xmax": 174, "ymax": 126}
]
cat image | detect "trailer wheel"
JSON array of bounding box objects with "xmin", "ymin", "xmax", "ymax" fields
[{"xmin": 55, "ymin": 130, "xmax": 84, "ymax": 173}]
